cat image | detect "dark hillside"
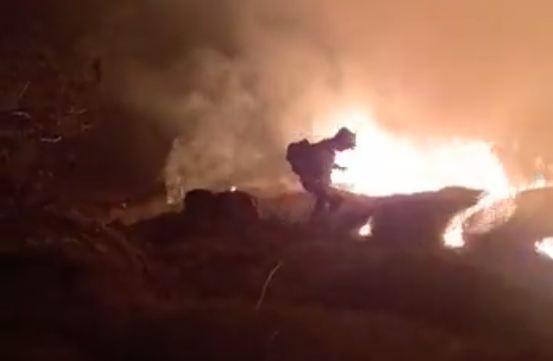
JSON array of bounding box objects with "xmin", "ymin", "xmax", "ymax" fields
[{"xmin": 3, "ymin": 188, "xmax": 553, "ymax": 360}]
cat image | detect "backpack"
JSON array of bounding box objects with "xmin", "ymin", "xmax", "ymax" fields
[
  {"xmin": 287, "ymin": 139, "xmax": 334, "ymax": 178},
  {"xmin": 286, "ymin": 139, "xmax": 311, "ymax": 175}
]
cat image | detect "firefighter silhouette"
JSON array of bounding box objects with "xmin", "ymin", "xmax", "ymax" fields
[{"xmin": 286, "ymin": 127, "xmax": 356, "ymax": 221}]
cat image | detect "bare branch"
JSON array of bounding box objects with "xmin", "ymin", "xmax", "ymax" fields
[
  {"xmin": 255, "ymin": 261, "xmax": 283, "ymax": 311},
  {"xmin": 16, "ymin": 81, "xmax": 30, "ymax": 103}
]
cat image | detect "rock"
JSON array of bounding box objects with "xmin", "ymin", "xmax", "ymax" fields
[
  {"xmin": 216, "ymin": 190, "xmax": 259, "ymax": 226},
  {"xmin": 184, "ymin": 189, "xmax": 217, "ymax": 223}
]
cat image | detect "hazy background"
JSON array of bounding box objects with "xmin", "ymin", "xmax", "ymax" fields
[{"xmin": 2, "ymin": 0, "xmax": 553, "ymax": 199}]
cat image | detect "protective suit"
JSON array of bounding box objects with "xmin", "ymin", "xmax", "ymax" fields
[{"xmin": 286, "ymin": 127, "xmax": 356, "ymax": 221}]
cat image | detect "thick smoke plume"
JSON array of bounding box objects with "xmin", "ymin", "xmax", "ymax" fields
[{"xmin": 5, "ymin": 0, "xmax": 553, "ymax": 198}]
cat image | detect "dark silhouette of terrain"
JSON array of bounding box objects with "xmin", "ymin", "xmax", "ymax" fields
[{"xmin": 3, "ymin": 186, "xmax": 553, "ymax": 360}]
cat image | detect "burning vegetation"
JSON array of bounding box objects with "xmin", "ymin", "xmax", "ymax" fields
[
  {"xmin": 313, "ymin": 108, "xmax": 552, "ymax": 255},
  {"xmin": 4, "ymin": 1, "xmax": 553, "ymax": 360}
]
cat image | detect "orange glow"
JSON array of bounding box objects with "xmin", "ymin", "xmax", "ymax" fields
[
  {"xmin": 326, "ymin": 110, "xmax": 511, "ymax": 197},
  {"xmin": 318, "ymin": 108, "xmax": 549, "ymax": 250}
]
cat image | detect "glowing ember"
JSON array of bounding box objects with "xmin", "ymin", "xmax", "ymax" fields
[
  {"xmin": 536, "ymin": 238, "xmax": 553, "ymax": 259},
  {"xmin": 358, "ymin": 219, "xmax": 373, "ymax": 237},
  {"xmin": 230, "ymin": 186, "xmax": 237, "ymax": 192}
]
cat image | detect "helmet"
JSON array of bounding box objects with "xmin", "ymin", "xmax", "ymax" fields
[{"xmin": 334, "ymin": 127, "xmax": 356, "ymax": 150}]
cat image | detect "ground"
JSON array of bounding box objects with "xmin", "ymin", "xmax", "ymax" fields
[{"xmin": 3, "ymin": 189, "xmax": 553, "ymax": 360}]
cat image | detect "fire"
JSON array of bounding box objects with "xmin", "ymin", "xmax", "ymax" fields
[
  {"xmin": 323, "ymin": 109, "xmax": 512, "ymax": 196},
  {"xmin": 442, "ymin": 193, "xmax": 516, "ymax": 248},
  {"xmin": 319, "ymin": 109, "xmax": 550, "ymax": 254},
  {"xmin": 536, "ymin": 238, "xmax": 553, "ymax": 259},
  {"xmin": 358, "ymin": 219, "xmax": 373, "ymax": 237},
  {"xmin": 443, "ymin": 179, "xmax": 546, "ymax": 249}
]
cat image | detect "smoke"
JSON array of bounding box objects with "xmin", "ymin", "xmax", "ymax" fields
[
  {"xmin": 6, "ymin": 0, "xmax": 553, "ymax": 197},
  {"xmin": 89, "ymin": 0, "xmax": 347, "ymax": 199}
]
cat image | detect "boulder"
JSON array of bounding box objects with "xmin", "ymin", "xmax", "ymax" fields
[
  {"xmin": 216, "ymin": 190, "xmax": 259, "ymax": 225},
  {"xmin": 184, "ymin": 189, "xmax": 217, "ymax": 222}
]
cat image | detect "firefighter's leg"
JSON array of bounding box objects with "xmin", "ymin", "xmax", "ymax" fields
[
  {"xmin": 317, "ymin": 177, "xmax": 338, "ymax": 215},
  {"xmin": 302, "ymin": 178, "xmax": 328, "ymax": 222},
  {"xmin": 311, "ymin": 194, "xmax": 327, "ymax": 221},
  {"xmin": 328, "ymin": 188, "xmax": 343, "ymax": 213},
  {"xmin": 308, "ymin": 183, "xmax": 328, "ymax": 222}
]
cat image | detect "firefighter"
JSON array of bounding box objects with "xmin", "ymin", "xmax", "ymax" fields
[{"xmin": 286, "ymin": 127, "xmax": 356, "ymax": 221}]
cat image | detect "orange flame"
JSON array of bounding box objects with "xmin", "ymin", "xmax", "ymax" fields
[
  {"xmin": 319, "ymin": 109, "xmax": 550, "ymax": 255},
  {"xmin": 325, "ymin": 110, "xmax": 512, "ymax": 197}
]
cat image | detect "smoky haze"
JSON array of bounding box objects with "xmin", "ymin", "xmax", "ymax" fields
[{"xmin": 5, "ymin": 0, "xmax": 553, "ymax": 197}]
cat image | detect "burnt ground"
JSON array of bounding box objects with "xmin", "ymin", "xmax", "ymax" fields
[{"xmin": 3, "ymin": 188, "xmax": 553, "ymax": 360}]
